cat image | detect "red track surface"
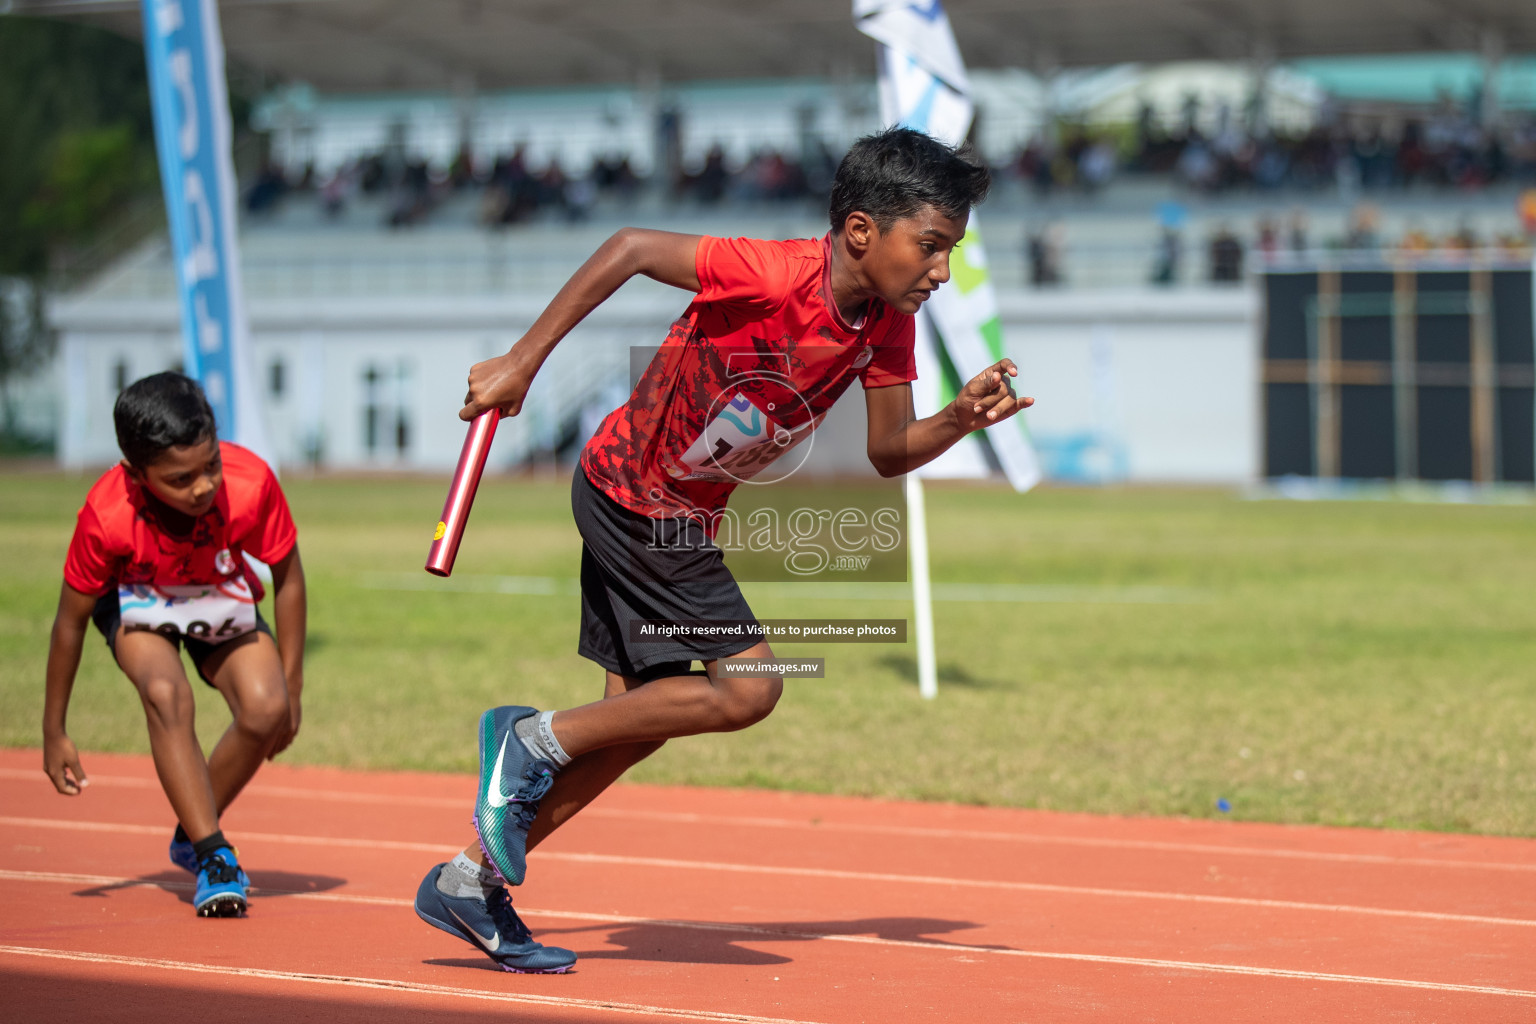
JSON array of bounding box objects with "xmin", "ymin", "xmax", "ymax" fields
[{"xmin": 2, "ymin": 747, "xmax": 1533, "ymax": 1022}]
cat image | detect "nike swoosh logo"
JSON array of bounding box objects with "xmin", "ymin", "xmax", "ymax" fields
[
  {"xmin": 449, "ymin": 906, "xmax": 500, "ymax": 951},
  {"xmin": 485, "ymin": 733, "xmax": 513, "ymax": 809}
]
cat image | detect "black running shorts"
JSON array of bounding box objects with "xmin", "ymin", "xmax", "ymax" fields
[{"xmin": 572, "ymin": 468, "xmax": 761, "ymax": 681}]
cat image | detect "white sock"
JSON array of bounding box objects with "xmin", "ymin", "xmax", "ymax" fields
[
  {"xmin": 436, "ymin": 851, "xmax": 503, "ymax": 900},
  {"xmin": 514, "ymin": 710, "xmax": 572, "ymax": 767}
]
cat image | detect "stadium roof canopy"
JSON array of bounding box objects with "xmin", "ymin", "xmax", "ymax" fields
[{"xmin": 8, "ymin": 0, "xmax": 1536, "ymax": 93}]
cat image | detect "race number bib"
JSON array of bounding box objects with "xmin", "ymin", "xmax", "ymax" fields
[
  {"xmin": 673, "ymin": 394, "xmax": 819, "ymax": 483},
  {"xmin": 118, "ymin": 577, "xmax": 258, "ymax": 645}
]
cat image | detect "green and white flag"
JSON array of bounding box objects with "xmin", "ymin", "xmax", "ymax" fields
[{"xmin": 855, "ymin": 0, "xmax": 1040, "ymax": 490}]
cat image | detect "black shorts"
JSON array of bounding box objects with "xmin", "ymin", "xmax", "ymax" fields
[
  {"xmin": 572, "ymin": 468, "xmax": 760, "ymax": 681},
  {"xmin": 92, "ymin": 590, "xmax": 271, "ymax": 688}
]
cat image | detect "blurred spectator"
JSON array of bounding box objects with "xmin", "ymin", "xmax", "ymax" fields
[
  {"xmin": 319, "ymin": 162, "xmax": 355, "ymax": 218},
  {"xmin": 1208, "ymin": 224, "xmax": 1244, "ymax": 282},
  {"xmin": 1026, "ymin": 222, "xmax": 1065, "ymax": 287},
  {"xmin": 386, "ymin": 157, "xmax": 433, "ymax": 227},
  {"xmin": 1015, "ymin": 135, "xmax": 1058, "ymax": 197},
  {"xmin": 563, "ymin": 176, "xmax": 596, "ymax": 222},
  {"xmin": 1343, "ymin": 203, "xmax": 1381, "ymax": 251},
  {"xmin": 245, "ymin": 162, "xmax": 288, "ymax": 215},
  {"xmin": 690, "ymin": 144, "xmax": 729, "ymax": 203},
  {"xmin": 1398, "ymin": 221, "xmax": 1433, "ymax": 254},
  {"xmin": 590, "ymin": 153, "xmax": 642, "ymax": 200},
  {"xmin": 991, "ymin": 103, "xmax": 1536, "ymax": 197},
  {"xmin": 1495, "ymin": 232, "xmax": 1532, "ymax": 258},
  {"xmin": 1151, "ymin": 201, "xmax": 1186, "ymax": 286},
  {"xmin": 539, "ymin": 159, "xmax": 569, "ymax": 211},
  {"xmin": 1151, "ymin": 229, "xmax": 1182, "ymax": 286},
  {"xmin": 1255, "ymin": 217, "xmax": 1279, "ymax": 261},
  {"xmin": 448, "ymin": 144, "xmax": 475, "ymax": 189},
  {"xmin": 1520, "ymin": 189, "xmax": 1536, "ymax": 237},
  {"xmin": 1446, "ymin": 219, "xmax": 1479, "ymax": 252},
  {"xmin": 1078, "ymin": 140, "xmax": 1116, "ymax": 194},
  {"xmin": 1287, "ymin": 209, "xmax": 1310, "ymax": 254},
  {"xmin": 1176, "ymin": 135, "xmax": 1218, "ymax": 191}
]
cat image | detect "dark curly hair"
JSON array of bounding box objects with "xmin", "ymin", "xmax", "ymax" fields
[
  {"xmin": 828, "ymin": 127, "xmax": 990, "ymax": 233},
  {"xmin": 113, "ymin": 371, "xmax": 218, "ymax": 467}
]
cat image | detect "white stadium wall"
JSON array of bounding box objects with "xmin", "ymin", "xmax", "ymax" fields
[
  {"xmin": 51, "ymin": 284, "xmax": 1260, "ymax": 483},
  {"xmin": 1002, "ymin": 290, "xmax": 1259, "ymax": 483}
]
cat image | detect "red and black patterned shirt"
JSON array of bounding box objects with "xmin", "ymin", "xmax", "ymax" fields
[
  {"xmin": 580, "ymin": 234, "xmax": 916, "ymax": 522},
  {"xmin": 63, "ymin": 441, "xmax": 297, "ymax": 597}
]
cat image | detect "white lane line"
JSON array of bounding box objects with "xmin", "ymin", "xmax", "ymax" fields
[
  {"xmin": 0, "ymin": 816, "xmax": 460, "ymax": 856},
  {"xmin": 0, "ymin": 768, "xmax": 465, "ymax": 809},
  {"xmin": 2, "ymin": 818, "xmax": 1531, "ymax": 929},
  {"xmin": 0, "ymin": 945, "xmax": 826, "ymax": 1024},
  {"xmin": 6, "ymin": 770, "xmax": 1532, "ymax": 875},
  {"xmin": 1, "ymin": 899, "xmax": 1532, "ymax": 1003},
  {"xmin": 542, "ymin": 852, "xmax": 1536, "ymax": 929},
  {"xmin": 576, "ymin": 808, "xmax": 1536, "ymax": 876}
]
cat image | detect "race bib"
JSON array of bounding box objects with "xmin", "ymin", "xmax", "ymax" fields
[
  {"xmin": 118, "ymin": 577, "xmax": 258, "ymax": 645},
  {"xmin": 673, "ymin": 394, "xmax": 820, "ymax": 483}
]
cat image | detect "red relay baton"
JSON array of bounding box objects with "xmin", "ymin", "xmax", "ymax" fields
[{"xmin": 425, "ymin": 410, "xmax": 499, "ymax": 577}]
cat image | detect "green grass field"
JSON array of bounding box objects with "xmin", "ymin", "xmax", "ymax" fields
[{"xmin": 3, "ymin": 470, "xmax": 1534, "ymax": 835}]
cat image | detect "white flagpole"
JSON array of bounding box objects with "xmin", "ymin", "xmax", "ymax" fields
[
  {"xmin": 907, "ymin": 313, "xmax": 942, "ymax": 698},
  {"xmin": 905, "ymin": 472, "xmax": 938, "ymax": 700}
]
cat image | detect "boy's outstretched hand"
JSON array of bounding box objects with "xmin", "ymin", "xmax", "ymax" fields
[
  {"xmin": 43, "ymin": 732, "xmax": 88, "ymax": 795},
  {"xmin": 461, "ymin": 347, "xmax": 539, "ymax": 420},
  {"xmin": 954, "ymin": 358, "xmax": 1033, "ymax": 432}
]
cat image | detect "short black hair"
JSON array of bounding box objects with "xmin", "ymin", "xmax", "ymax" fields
[
  {"xmin": 828, "ymin": 127, "xmax": 990, "ymax": 233},
  {"xmin": 114, "ymin": 371, "xmax": 218, "ymax": 468}
]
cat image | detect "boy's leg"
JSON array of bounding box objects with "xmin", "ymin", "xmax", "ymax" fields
[
  {"xmin": 549, "ymin": 642, "xmax": 782, "ymax": 759},
  {"xmin": 459, "ymin": 668, "xmax": 664, "ymax": 871},
  {"xmin": 116, "ymin": 627, "xmax": 255, "ymax": 914},
  {"xmin": 198, "ymin": 630, "xmax": 290, "ymax": 812},
  {"xmin": 433, "ymin": 667, "xmax": 665, "ymax": 971},
  {"xmin": 471, "ymin": 646, "xmax": 780, "ymax": 883},
  {"xmin": 113, "ymin": 629, "xmax": 221, "ymax": 842}
]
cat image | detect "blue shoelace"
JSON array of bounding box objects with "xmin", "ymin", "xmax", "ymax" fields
[
  {"xmin": 485, "ymin": 886, "xmax": 533, "ymax": 942},
  {"xmin": 511, "ymin": 764, "xmax": 555, "ymax": 832}
]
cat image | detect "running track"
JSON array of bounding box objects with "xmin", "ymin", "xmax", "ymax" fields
[{"xmin": 2, "ymin": 748, "xmax": 1533, "ymax": 1023}]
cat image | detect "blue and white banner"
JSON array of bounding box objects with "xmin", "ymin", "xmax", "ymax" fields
[
  {"xmin": 141, "ymin": 0, "xmax": 271, "ymax": 464},
  {"xmin": 855, "ymin": 0, "xmax": 1040, "ymax": 491}
]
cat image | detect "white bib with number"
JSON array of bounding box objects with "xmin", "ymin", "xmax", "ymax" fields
[
  {"xmin": 673, "ymin": 393, "xmax": 820, "ymax": 483},
  {"xmin": 118, "ymin": 577, "xmax": 258, "ymax": 644}
]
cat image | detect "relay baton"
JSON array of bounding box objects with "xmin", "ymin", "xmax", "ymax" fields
[{"xmin": 424, "ymin": 410, "xmax": 499, "ymax": 577}]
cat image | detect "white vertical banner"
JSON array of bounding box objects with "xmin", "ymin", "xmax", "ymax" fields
[
  {"xmin": 141, "ymin": 0, "xmax": 271, "ymax": 465},
  {"xmin": 856, "ymin": 0, "xmax": 1041, "ymax": 699},
  {"xmin": 855, "ymin": 0, "xmax": 1040, "ymax": 491}
]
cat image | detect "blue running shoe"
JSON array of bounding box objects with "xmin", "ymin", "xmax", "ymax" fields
[
  {"xmin": 193, "ymin": 847, "xmax": 248, "ymax": 918},
  {"xmin": 173, "ymin": 831, "xmax": 250, "ymax": 886},
  {"xmin": 413, "ymin": 863, "xmax": 575, "ymax": 973},
  {"xmin": 473, "ymin": 706, "xmax": 558, "ymax": 885},
  {"xmin": 169, "ymin": 832, "xmax": 198, "ymax": 874}
]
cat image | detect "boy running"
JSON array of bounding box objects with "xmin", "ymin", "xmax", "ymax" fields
[
  {"xmin": 44, "ymin": 372, "xmax": 306, "ymax": 917},
  {"xmin": 412, "ymin": 128, "xmax": 1030, "ymax": 971}
]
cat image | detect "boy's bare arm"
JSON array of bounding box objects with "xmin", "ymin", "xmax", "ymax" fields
[
  {"xmin": 461, "ymin": 228, "xmax": 703, "ymax": 420},
  {"xmin": 42, "ymin": 583, "xmax": 100, "ymax": 794},
  {"xmin": 864, "ymin": 359, "xmax": 1033, "ymax": 477},
  {"xmin": 268, "ymin": 545, "xmax": 306, "ymax": 758}
]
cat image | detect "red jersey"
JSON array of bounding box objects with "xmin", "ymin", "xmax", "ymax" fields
[
  {"xmin": 580, "ymin": 234, "xmax": 916, "ymax": 519},
  {"xmin": 63, "ymin": 441, "xmax": 297, "ymax": 597}
]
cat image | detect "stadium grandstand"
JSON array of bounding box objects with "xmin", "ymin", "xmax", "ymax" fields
[{"xmin": 5, "ymin": 0, "xmax": 1535, "ymax": 484}]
